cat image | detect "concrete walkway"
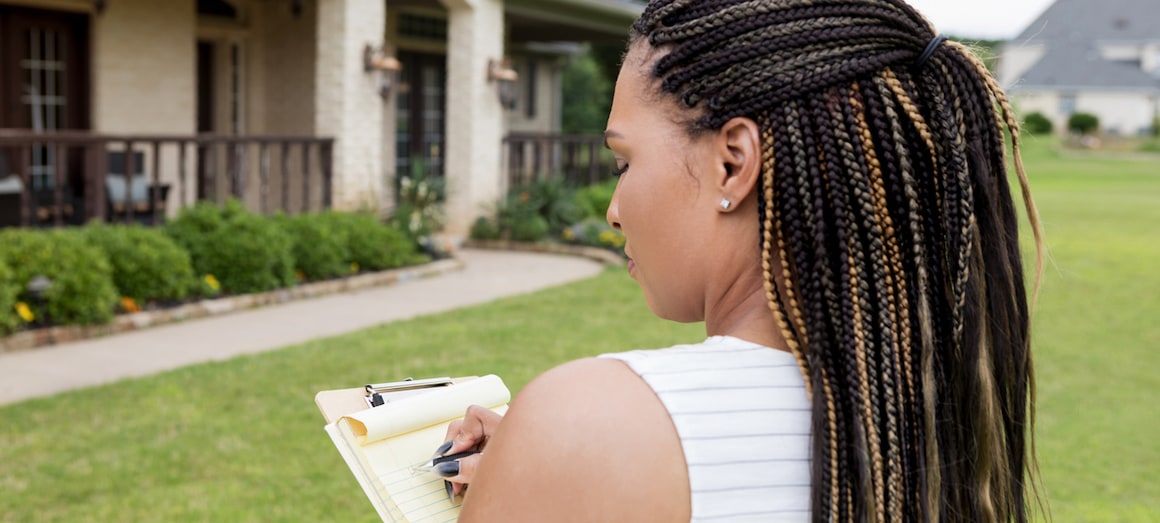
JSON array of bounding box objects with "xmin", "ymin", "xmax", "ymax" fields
[{"xmin": 0, "ymin": 249, "xmax": 604, "ymax": 406}]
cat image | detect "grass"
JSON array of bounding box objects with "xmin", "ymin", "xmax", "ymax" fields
[
  {"xmin": 1, "ymin": 136, "xmax": 1157, "ymax": 521},
  {"xmin": 1016, "ymin": 136, "xmax": 1160, "ymax": 521},
  {"xmin": 0, "ymin": 268, "xmax": 701, "ymax": 522}
]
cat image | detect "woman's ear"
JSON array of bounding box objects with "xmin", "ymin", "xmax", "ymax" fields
[{"xmin": 714, "ymin": 117, "xmax": 762, "ymax": 212}]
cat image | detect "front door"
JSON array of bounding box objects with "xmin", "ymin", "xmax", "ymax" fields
[
  {"xmin": 395, "ymin": 51, "xmax": 446, "ymax": 186},
  {"xmin": 0, "ymin": 5, "xmax": 90, "ymax": 204}
]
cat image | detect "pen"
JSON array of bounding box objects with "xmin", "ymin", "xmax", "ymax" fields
[
  {"xmin": 417, "ymin": 449, "xmax": 481, "ymax": 472},
  {"xmin": 416, "ymin": 449, "xmax": 480, "ymax": 504}
]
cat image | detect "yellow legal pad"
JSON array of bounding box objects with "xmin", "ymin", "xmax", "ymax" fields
[{"xmin": 316, "ymin": 376, "xmax": 510, "ymax": 523}]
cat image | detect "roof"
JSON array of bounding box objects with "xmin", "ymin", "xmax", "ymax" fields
[
  {"xmin": 1015, "ymin": 43, "xmax": 1160, "ymax": 92},
  {"xmin": 1007, "ymin": 0, "xmax": 1160, "ymax": 92},
  {"xmin": 548, "ymin": 0, "xmax": 644, "ymax": 18},
  {"xmin": 506, "ymin": 0, "xmax": 643, "ymax": 43},
  {"xmin": 1014, "ymin": 0, "xmax": 1160, "ymax": 44}
]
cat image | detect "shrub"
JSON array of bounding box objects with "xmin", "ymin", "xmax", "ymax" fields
[
  {"xmin": 494, "ymin": 179, "xmax": 583, "ymax": 241},
  {"xmin": 0, "ymin": 259, "xmax": 20, "ymax": 335},
  {"xmin": 469, "ymin": 216, "xmax": 502, "ymax": 241},
  {"xmin": 83, "ymin": 224, "xmax": 199, "ymax": 303},
  {"xmin": 496, "ymin": 190, "xmax": 539, "ymax": 235},
  {"xmin": 1068, "ymin": 112, "xmax": 1100, "ymax": 135},
  {"xmin": 510, "ymin": 214, "xmax": 551, "ymax": 242},
  {"xmin": 279, "ymin": 213, "xmax": 350, "ymax": 281},
  {"xmin": 166, "ymin": 200, "xmax": 295, "ymax": 294},
  {"xmin": 324, "ymin": 211, "xmax": 424, "ymax": 271},
  {"xmin": 574, "ymin": 177, "xmax": 618, "ymax": 219},
  {"xmin": 0, "ymin": 229, "xmax": 118, "ymax": 326},
  {"xmin": 1023, "ymin": 112, "xmax": 1053, "ymax": 135},
  {"xmin": 526, "ymin": 179, "xmax": 583, "ymax": 234}
]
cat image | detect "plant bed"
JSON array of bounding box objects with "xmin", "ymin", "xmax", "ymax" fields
[{"xmin": 0, "ymin": 255, "xmax": 464, "ymax": 354}]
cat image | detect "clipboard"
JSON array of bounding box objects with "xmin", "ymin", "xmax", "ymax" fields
[
  {"xmin": 315, "ymin": 377, "xmax": 456, "ymax": 424},
  {"xmin": 315, "ymin": 375, "xmax": 510, "ymax": 523}
]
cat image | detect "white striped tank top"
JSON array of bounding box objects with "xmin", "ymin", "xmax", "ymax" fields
[{"xmin": 600, "ymin": 335, "xmax": 812, "ymax": 522}]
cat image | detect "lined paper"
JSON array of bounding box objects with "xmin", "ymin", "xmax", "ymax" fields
[{"xmin": 326, "ymin": 376, "xmax": 510, "ymax": 522}]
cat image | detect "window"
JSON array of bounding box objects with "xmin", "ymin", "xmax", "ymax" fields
[
  {"xmin": 525, "ymin": 59, "xmax": 537, "ymax": 119},
  {"xmin": 21, "ymin": 27, "xmax": 69, "ymax": 190},
  {"xmin": 1059, "ymin": 94, "xmax": 1077, "ymax": 116},
  {"xmin": 399, "ymin": 13, "xmax": 447, "ymax": 42}
]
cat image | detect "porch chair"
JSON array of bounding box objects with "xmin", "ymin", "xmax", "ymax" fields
[
  {"xmin": 0, "ymin": 152, "xmax": 83, "ymax": 228},
  {"xmin": 106, "ymin": 151, "xmax": 170, "ymax": 225}
]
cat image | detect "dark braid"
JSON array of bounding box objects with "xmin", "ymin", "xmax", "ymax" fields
[
  {"xmin": 630, "ymin": 1, "xmax": 1045, "ymax": 521},
  {"xmin": 860, "ymin": 78, "xmax": 923, "ymax": 522},
  {"xmin": 805, "ymin": 97, "xmax": 854, "ymax": 520}
]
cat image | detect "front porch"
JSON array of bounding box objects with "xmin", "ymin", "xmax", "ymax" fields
[
  {"xmin": 0, "ymin": 0, "xmax": 639, "ymax": 233},
  {"xmin": 0, "ymin": 130, "xmax": 333, "ymax": 228}
]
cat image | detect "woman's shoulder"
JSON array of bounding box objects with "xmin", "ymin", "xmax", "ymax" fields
[
  {"xmin": 600, "ymin": 335, "xmax": 802, "ymax": 376},
  {"xmin": 459, "ymin": 357, "xmax": 691, "ymax": 522}
]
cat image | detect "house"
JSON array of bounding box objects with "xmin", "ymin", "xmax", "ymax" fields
[
  {"xmin": 0, "ymin": 0, "xmax": 640, "ymax": 233},
  {"xmin": 997, "ymin": 0, "xmax": 1160, "ymax": 136}
]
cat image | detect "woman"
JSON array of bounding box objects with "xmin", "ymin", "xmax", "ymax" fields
[{"xmin": 440, "ymin": 0, "xmax": 1044, "ymax": 521}]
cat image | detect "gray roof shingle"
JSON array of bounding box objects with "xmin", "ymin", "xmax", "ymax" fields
[
  {"xmin": 1016, "ymin": 43, "xmax": 1160, "ymax": 91},
  {"xmin": 1009, "ymin": 0, "xmax": 1160, "ymax": 92},
  {"xmin": 1014, "ymin": 0, "xmax": 1160, "ymax": 43}
]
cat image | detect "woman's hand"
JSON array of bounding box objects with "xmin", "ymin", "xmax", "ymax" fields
[{"xmin": 439, "ymin": 405, "xmax": 504, "ymax": 496}]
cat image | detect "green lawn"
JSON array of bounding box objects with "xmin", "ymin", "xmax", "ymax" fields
[
  {"xmin": 1, "ymin": 138, "xmax": 1157, "ymax": 522},
  {"xmin": 1017, "ymin": 137, "xmax": 1160, "ymax": 521}
]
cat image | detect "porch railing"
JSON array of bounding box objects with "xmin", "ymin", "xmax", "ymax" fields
[
  {"xmin": 0, "ymin": 131, "xmax": 333, "ymax": 228},
  {"xmin": 503, "ymin": 133, "xmax": 617, "ymax": 188}
]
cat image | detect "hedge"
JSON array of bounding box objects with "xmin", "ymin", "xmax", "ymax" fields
[
  {"xmin": 0, "ymin": 259, "xmax": 20, "ymax": 335},
  {"xmin": 0, "ymin": 229, "xmax": 119, "ymax": 326},
  {"xmin": 166, "ymin": 200, "xmax": 295, "ymax": 295},
  {"xmin": 83, "ymin": 224, "xmax": 200, "ymax": 303},
  {"xmin": 323, "ymin": 211, "xmax": 425, "ymax": 271},
  {"xmin": 279, "ymin": 213, "xmax": 350, "ymax": 281},
  {"xmin": 0, "ymin": 204, "xmax": 428, "ymax": 335}
]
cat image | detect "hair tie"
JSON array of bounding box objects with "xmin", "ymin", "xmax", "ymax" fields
[{"xmin": 915, "ymin": 35, "xmax": 948, "ymax": 68}]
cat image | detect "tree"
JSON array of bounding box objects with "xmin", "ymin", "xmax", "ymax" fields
[{"xmin": 562, "ymin": 47, "xmax": 614, "ymax": 135}]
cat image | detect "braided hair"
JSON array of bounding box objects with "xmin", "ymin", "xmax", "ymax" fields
[{"xmin": 629, "ymin": 1, "xmax": 1045, "ymax": 521}]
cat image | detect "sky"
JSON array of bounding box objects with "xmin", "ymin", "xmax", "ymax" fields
[{"xmin": 901, "ymin": 0, "xmax": 1057, "ymax": 40}]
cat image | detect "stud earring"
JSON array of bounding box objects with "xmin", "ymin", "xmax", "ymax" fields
[{"xmin": 720, "ymin": 198, "xmax": 732, "ymax": 210}]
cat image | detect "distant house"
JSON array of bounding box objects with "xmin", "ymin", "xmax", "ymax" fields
[
  {"xmin": 997, "ymin": 0, "xmax": 1160, "ymax": 136},
  {"xmin": 0, "ymin": 0, "xmax": 639, "ymax": 233}
]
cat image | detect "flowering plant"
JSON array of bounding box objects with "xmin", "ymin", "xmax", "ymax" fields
[
  {"xmin": 394, "ymin": 160, "xmax": 446, "ymax": 241},
  {"xmin": 562, "ymin": 217, "xmax": 625, "ymax": 251},
  {"xmin": 15, "ymin": 302, "xmax": 34, "ymax": 323}
]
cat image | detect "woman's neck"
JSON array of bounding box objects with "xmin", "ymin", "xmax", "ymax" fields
[{"xmin": 703, "ymin": 265, "xmax": 790, "ymax": 352}]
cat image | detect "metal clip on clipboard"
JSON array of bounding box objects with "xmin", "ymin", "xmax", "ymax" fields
[{"xmin": 364, "ymin": 377, "xmax": 454, "ymax": 407}]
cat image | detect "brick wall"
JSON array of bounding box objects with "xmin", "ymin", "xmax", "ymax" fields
[
  {"xmin": 92, "ymin": 0, "xmax": 195, "ymax": 134},
  {"xmin": 254, "ymin": 0, "xmax": 317, "ymax": 136},
  {"xmin": 315, "ymin": 0, "xmax": 386, "ymax": 212}
]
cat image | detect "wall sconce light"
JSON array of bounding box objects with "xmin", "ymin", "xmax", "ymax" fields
[
  {"xmin": 93, "ymin": 0, "xmax": 107, "ymax": 14},
  {"xmin": 488, "ymin": 58, "xmax": 519, "ymax": 110},
  {"xmin": 364, "ymin": 44, "xmax": 402, "ymax": 100}
]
